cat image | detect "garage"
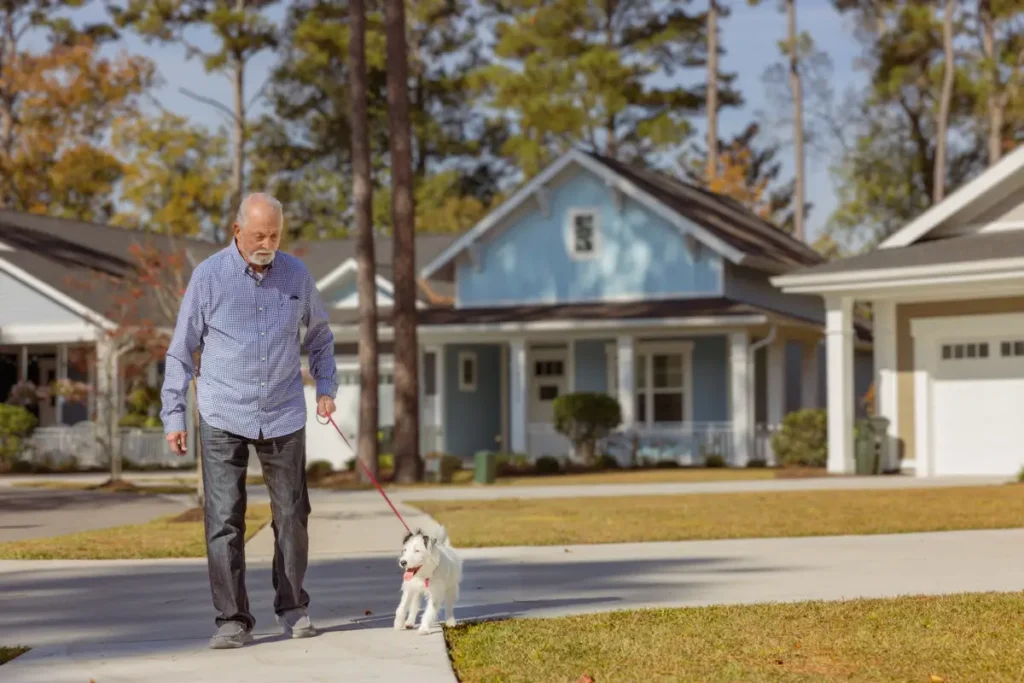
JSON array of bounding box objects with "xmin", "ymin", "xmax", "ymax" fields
[{"xmin": 914, "ymin": 313, "xmax": 1024, "ymax": 476}]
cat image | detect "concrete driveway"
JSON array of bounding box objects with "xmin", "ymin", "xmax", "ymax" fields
[{"xmin": 0, "ymin": 488, "xmax": 188, "ymax": 542}]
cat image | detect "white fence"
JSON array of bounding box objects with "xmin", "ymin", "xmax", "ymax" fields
[{"xmin": 23, "ymin": 423, "xmax": 191, "ymax": 470}]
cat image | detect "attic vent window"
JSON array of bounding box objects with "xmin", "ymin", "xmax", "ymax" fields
[{"xmin": 568, "ymin": 209, "xmax": 600, "ymax": 260}]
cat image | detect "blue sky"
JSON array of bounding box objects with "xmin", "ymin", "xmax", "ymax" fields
[{"xmin": 58, "ymin": 1, "xmax": 865, "ymax": 242}]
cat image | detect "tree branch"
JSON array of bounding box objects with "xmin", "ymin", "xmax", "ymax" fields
[{"xmin": 179, "ymin": 87, "xmax": 239, "ymax": 123}]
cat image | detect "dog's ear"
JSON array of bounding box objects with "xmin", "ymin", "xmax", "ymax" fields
[
  {"xmin": 422, "ymin": 532, "xmax": 434, "ymax": 548},
  {"xmin": 402, "ymin": 531, "xmax": 413, "ymax": 545}
]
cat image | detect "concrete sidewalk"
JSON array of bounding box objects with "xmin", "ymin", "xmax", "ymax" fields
[{"xmin": 6, "ymin": 524, "xmax": 1024, "ymax": 681}]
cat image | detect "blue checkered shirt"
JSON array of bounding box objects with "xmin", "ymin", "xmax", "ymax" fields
[{"xmin": 160, "ymin": 243, "xmax": 337, "ymax": 439}]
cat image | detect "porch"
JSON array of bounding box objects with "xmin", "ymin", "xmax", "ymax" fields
[{"xmin": 420, "ymin": 325, "xmax": 827, "ymax": 466}]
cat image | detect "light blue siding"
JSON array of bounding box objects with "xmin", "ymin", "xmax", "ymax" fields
[
  {"xmin": 456, "ymin": 169, "xmax": 723, "ymax": 306},
  {"xmin": 573, "ymin": 339, "xmax": 610, "ymax": 393},
  {"xmin": 444, "ymin": 344, "xmax": 502, "ymax": 458},
  {"xmin": 691, "ymin": 336, "xmax": 729, "ymax": 422}
]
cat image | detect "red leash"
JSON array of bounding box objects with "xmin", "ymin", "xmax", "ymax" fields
[{"xmin": 318, "ymin": 413, "xmax": 412, "ymax": 534}]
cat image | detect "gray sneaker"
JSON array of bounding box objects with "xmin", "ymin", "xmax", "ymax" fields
[
  {"xmin": 277, "ymin": 607, "xmax": 317, "ymax": 639},
  {"xmin": 209, "ymin": 621, "xmax": 253, "ymax": 649}
]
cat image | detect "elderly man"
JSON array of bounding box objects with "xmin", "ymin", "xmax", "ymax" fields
[{"xmin": 160, "ymin": 193, "xmax": 337, "ymax": 649}]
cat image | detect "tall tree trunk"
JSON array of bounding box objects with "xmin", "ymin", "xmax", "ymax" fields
[
  {"xmin": 384, "ymin": 0, "xmax": 421, "ymax": 483},
  {"xmin": 350, "ymin": 0, "xmax": 379, "ymax": 483},
  {"xmin": 786, "ymin": 0, "xmax": 805, "ymax": 242},
  {"xmin": 934, "ymin": 0, "xmax": 955, "ymax": 202},
  {"xmin": 706, "ymin": 0, "xmax": 719, "ymax": 182},
  {"xmin": 229, "ymin": 0, "xmax": 247, "ymax": 239},
  {"xmin": 980, "ymin": 0, "xmax": 1003, "ymax": 166}
]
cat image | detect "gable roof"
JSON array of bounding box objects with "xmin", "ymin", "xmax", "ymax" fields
[
  {"xmin": 879, "ymin": 143, "xmax": 1024, "ymax": 249},
  {"xmin": 420, "ymin": 149, "xmax": 823, "ymax": 280},
  {"xmin": 0, "ymin": 210, "xmax": 459, "ymax": 325}
]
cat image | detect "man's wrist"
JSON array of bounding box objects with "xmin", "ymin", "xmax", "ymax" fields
[{"xmin": 315, "ymin": 380, "xmax": 337, "ymax": 400}]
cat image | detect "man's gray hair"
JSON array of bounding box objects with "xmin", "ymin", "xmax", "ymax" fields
[{"xmin": 236, "ymin": 192, "xmax": 284, "ymax": 231}]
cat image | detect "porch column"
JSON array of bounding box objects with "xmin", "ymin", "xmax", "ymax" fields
[
  {"xmin": 800, "ymin": 340, "xmax": 820, "ymax": 409},
  {"xmin": 826, "ymin": 296, "xmax": 855, "ymax": 474},
  {"xmin": 616, "ymin": 335, "xmax": 634, "ymax": 428},
  {"xmin": 18, "ymin": 346, "xmax": 27, "ymax": 382},
  {"xmin": 508, "ymin": 338, "xmax": 527, "ymax": 454},
  {"xmin": 436, "ymin": 346, "xmax": 446, "ymax": 453},
  {"xmin": 729, "ymin": 331, "xmax": 752, "ymax": 465},
  {"xmin": 873, "ymin": 300, "xmax": 898, "ymax": 468},
  {"xmin": 56, "ymin": 344, "xmax": 69, "ymax": 425},
  {"xmin": 766, "ymin": 338, "xmax": 786, "ymax": 427}
]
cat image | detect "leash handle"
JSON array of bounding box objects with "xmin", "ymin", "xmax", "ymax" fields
[{"xmin": 318, "ymin": 413, "xmax": 412, "ymax": 534}]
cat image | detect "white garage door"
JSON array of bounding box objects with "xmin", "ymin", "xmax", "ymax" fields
[{"xmin": 932, "ymin": 337, "xmax": 1024, "ymax": 476}]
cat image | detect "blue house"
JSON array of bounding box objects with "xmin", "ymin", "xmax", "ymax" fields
[{"xmin": 315, "ymin": 150, "xmax": 874, "ymax": 466}]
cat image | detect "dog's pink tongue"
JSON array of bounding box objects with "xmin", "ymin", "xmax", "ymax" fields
[{"xmin": 403, "ymin": 570, "xmax": 415, "ymax": 582}]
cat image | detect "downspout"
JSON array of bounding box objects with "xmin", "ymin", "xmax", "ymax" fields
[{"xmin": 746, "ymin": 325, "xmax": 778, "ymax": 464}]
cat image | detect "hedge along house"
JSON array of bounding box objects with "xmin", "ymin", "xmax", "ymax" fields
[
  {"xmin": 323, "ymin": 150, "xmax": 874, "ymax": 466},
  {"xmin": 774, "ymin": 143, "xmax": 1024, "ymax": 477}
]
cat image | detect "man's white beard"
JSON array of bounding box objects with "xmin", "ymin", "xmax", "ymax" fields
[{"xmin": 248, "ymin": 249, "xmax": 276, "ymax": 266}]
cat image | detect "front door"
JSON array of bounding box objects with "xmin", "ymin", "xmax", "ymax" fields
[{"xmin": 529, "ymin": 348, "xmax": 567, "ymax": 424}]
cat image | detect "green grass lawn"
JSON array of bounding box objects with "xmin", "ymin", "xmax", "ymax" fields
[
  {"xmin": 0, "ymin": 504, "xmax": 272, "ymax": 560},
  {"xmin": 447, "ymin": 592, "xmax": 1024, "ymax": 682},
  {"xmin": 0, "ymin": 647, "xmax": 28, "ymax": 666},
  {"xmin": 12, "ymin": 479, "xmax": 197, "ymax": 495},
  {"xmin": 411, "ymin": 484, "xmax": 1024, "ymax": 548}
]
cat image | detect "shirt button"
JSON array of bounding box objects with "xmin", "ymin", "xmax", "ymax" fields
[
  {"xmin": 261, "ymin": 357, "xmax": 266, "ymax": 361},
  {"xmin": 261, "ymin": 382, "xmax": 265, "ymax": 387},
  {"xmin": 261, "ymin": 331, "xmax": 265, "ymax": 336},
  {"xmin": 258, "ymin": 306, "xmax": 263, "ymax": 311}
]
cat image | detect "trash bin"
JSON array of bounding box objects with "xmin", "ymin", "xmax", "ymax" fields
[
  {"xmin": 854, "ymin": 417, "xmax": 890, "ymax": 475},
  {"xmin": 473, "ymin": 450, "xmax": 496, "ymax": 485}
]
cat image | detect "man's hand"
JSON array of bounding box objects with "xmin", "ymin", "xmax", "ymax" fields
[
  {"xmin": 166, "ymin": 431, "xmax": 187, "ymax": 457},
  {"xmin": 317, "ymin": 395, "xmax": 336, "ymax": 417}
]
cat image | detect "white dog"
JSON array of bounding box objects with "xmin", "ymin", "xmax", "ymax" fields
[{"xmin": 394, "ymin": 526, "xmax": 462, "ymax": 634}]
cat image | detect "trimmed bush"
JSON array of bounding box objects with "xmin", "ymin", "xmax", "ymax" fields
[
  {"xmin": 747, "ymin": 458, "xmax": 768, "ymax": 468},
  {"xmin": 535, "ymin": 455, "xmax": 561, "ymax": 475},
  {"xmin": 552, "ymin": 392, "xmax": 622, "ymax": 465},
  {"xmin": 118, "ymin": 414, "xmax": 148, "ymax": 428},
  {"xmin": 705, "ymin": 454, "xmax": 726, "ymax": 468},
  {"xmin": 496, "ymin": 452, "xmax": 531, "ymax": 476},
  {"xmin": 0, "ymin": 404, "xmax": 37, "ymax": 467},
  {"xmin": 439, "ymin": 454, "xmax": 463, "ymax": 483},
  {"xmin": 379, "ymin": 453, "xmax": 395, "ymax": 471},
  {"xmin": 598, "ymin": 453, "xmax": 620, "ymax": 470},
  {"xmin": 771, "ymin": 409, "xmax": 828, "ymax": 468},
  {"xmin": 654, "ymin": 459, "xmax": 679, "ymax": 469},
  {"xmin": 306, "ymin": 459, "xmax": 333, "ymax": 482}
]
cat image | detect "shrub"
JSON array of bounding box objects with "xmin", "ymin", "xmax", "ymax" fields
[
  {"xmin": 439, "ymin": 454, "xmax": 462, "ymax": 483},
  {"xmin": 496, "ymin": 452, "xmax": 531, "ymax": 476},
  {"xmin": 0, "ymin": 404, "xmax": 38, "ymax": 466},
  {"xmin": 598, "ymin": 453, "xmax": 620, "ymax": 470},
  {"xmin": 654, "ymin": 459, "xmax": 679, "ymax": 469},
  {"xmin": 747, "ymin": 458, "xmax": 768, "ymax": 469},
  {"xmin": 379, "ymin": 453, "xmax": 395, "ymax": 471},
  {"xmin": 705, "ymin": 454, "xmax": 726, "ymax": 468},
  {"xmin": 535, "ymin": 455, "xmax": 562, "ymax": 475},
  {"xmin": 552, "ymin": 392, "xmax": 622, "ymax": 465},
  {"xmin": 306, "ymin": 459, "xmax": 333, "ymax": 482},
  {"xmin": 118, "ymin": 414, "xmax": 147, "ymax": 428},
  {"xmin": 346, "ymin": 457, "xmax": 357, "ymax": 472},
  {"xmin": 771, "ymin": 409, "xmax": 828, "ymax": 468}
]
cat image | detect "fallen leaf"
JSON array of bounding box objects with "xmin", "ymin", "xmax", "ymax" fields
[
  {"xmin": 564, "ymin": 548, "xmax": 572, "ymax": 553},
  {"xmin": 365, "ymin": 610, "xmax": 373, "ymax": 616},
  {"xmin": 575, "ymin": 676, "xmax": 594, "ymax": 683},
  {"xmin": 930, "ymin": 676, "xmax": 944, "ymax": 682},
  {"xmin": 794, "ymin": 642, "xmax": 801, "ymax": 649},
  {"xmin": 775, "ymin": 660, "xmax": 784, "ymax": 666}
]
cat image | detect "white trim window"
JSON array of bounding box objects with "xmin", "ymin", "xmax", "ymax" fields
[
  {"xmin": 634, "ymin": 342, "xmax": 694, "ymax": 426},
  {"xmin": 566, "ymin": 209, "xmax": 600, "ymax": 260},
  {"xmin": 458, "ymin": 351, "xmax": 478, "ymax": 392}
]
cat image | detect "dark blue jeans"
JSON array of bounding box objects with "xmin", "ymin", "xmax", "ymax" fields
[{"xmin": 199, "ymin": 417, "xmax": 311, "ymax": 631}]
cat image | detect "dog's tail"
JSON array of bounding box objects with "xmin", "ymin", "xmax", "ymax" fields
[{"xmin": 434, "ymin": 525, "xmax": 451, "ymax": 547}]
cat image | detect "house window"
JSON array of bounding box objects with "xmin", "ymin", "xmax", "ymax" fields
[
  {"xmin": 633, "ymin": 346, "xmax": 692, "ymax": 426},
  {"xmin": 567, "ymin": 209, "xmax": 600, "ymax": 259},
  {"xmin": 1000, "ymin": 340, "xmax": 1024, "ymax": 358},
  {"xmin": 539, "ymin": 385, "xmax": 559, "ymax": 401},
  {"xmin": 534, "ymin": 360, "xmax": 564, "ymax": 377},
  {"xmin": 942, "ymin": 342, "xmax": 990, "ymax": 360},
  {"xmin": 458, "ymin": 352, "xmax": 477, "ymax": 392}
]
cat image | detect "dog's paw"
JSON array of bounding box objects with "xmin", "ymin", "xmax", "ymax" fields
[
  {"xmin": 417, "ymin": 626, "xmax": 432, "ymax": 636},
  {"xmin": 393, "ymin": 618, "xmax": 405, "ymax": 630}
]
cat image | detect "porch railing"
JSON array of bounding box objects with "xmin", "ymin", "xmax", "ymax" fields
[{"xmin": 600, "ymin": 422, "xmax": 780, "ymax": 468}]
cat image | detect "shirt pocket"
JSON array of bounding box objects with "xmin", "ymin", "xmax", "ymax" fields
[{"xmin": 279, "ymin": 295, "xmax": 302, "ymax": 333}]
